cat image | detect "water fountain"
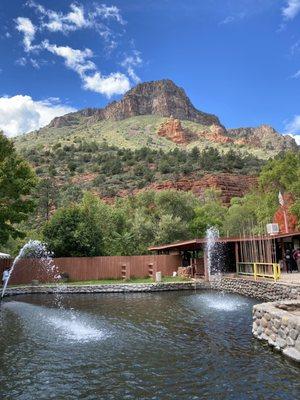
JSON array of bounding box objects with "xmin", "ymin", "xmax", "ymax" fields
[
  {"xmin": 1, "ymin": 240, "xmax": 58, "ymax": 299},
  {"xmin": 205, "ymin": 226, "xmax": 221, "ymax": 280},
  {"xmin": 1, "ymin": 240, "xmax": 105, "ymax": 342}
]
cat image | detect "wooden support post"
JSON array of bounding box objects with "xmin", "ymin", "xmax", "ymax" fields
[
  {"xmin": 121, "ymin": 263, "xmax": 130, "ymax": 280},
  {"xmin": 253, "ymin": 263, "xmax": 257, "ymax": 281},
  {"xmin": 235, "ymin": 242, "xmax": 239, "ymax": 275}
]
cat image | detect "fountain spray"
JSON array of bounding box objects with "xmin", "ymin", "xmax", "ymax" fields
[{"xmin": 1, "ymin": 240, "xmax": 57, "ymax": 300}]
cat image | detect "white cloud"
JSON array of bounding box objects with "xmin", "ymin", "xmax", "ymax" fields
[
  {"xmin": 220, "ymin": 12, "xmax": 246, "ymax": 25},
  {"xmin": 27, "ymin": 1, "xmax": 124, "ymax": 36},
  {"xmin": 91, "ymin": 4, "xmax": 125, "ymax": 25},
  {"xmin": 284, "ymin": 115, "xmax": 300, "ymax": 144},
  {"xmin": 282, "ymin": 0, "xmax": 300, "ymax": 20},
  {"xmin": 121, "ymin": 52, "xmax": 142, "ymax": 83},
  {"xmin": 83, "ymin": 72, "xmax": 130, "ymax": 96},
  {"xmin": 288, "ymin": 134, "xmax": 300, "ymax": 144},
  {"xmin": 15, "ymin": 17, "xmax": 36, "ymax": 52},
  {"xmin": 0, "ymin": 95, "xmax": 75, "ymax": 137},
  {"xmin": 43, "ymin": 42, "xmax": 130, "ymax": 97},
  {"xmin": 27, "ymin": 1, "xmax": 86, "ymax": 32},
  {"xmin": 292, "ymin": 69, "xmax": 300, "ymax": 78},
  {"xmin": 14, "ymin": 3, "xmax": 140, "ymax": 97},
  {"xmin": 44, "ymin": 42, "xmax": 95, "ymax": 74}
]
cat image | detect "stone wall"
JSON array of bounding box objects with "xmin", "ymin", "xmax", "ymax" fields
[
  {"xmin": 4, "ymin": 277, "xmax": 300, "ymax": 301},
  {"xmin": 252, "ymin": 300, "xmax": 300, "ymax": 363},
  {"xmin": 210, "ymin": 277, "xmax": 300, "ymax": 302},
  {"xmin": 3, "ymin": 281, "xmax": 208, "ymax": 297}
]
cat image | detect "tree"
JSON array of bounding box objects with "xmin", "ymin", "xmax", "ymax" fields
[
  {"xmin": 43, "ymin": 199, "xmax": 103, "ymax": 257},
  {"xmin": 189, "ymin": 189, "xmax": 226, "ymax": 237},
  {"xmin": 156, "ymin": 214, "xmax": 190, "ymax": 244},
  {"xmin": 259, "ymin": 152, "xmax": 300, "ymax": 224},
  {"xmin": 35, "ymin": 178, "xmax": 58, "ymax": 222},
  {"xmin": 0, "ymin": 132, "xmax": 37, "ymax": 244}
]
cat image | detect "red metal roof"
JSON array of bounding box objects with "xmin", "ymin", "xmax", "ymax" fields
[{"xmin": 148, "ymin": 231, "xmax": 300, "ymax": 251}]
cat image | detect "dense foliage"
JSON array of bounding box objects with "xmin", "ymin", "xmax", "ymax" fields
[
  {"xmin": 0, "ymin": 132, "xmax": 37, "ymax": 244},
  {"xmin": 1, "ymin": 145, "xmax": 299, "ymax": 257},
  {"xmin": 43, "ymin": 196, "xmax": 103, "ymax": 257},
  {"xmin": 223, "ymin": 152, "xmax": 300, "ymax": 235},
  {"xmin": 20, "ymin": 140, "xmax": 264, "ymax": 204}
]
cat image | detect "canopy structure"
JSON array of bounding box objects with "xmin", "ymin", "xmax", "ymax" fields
[
  {"xmin": 0, "ymin": 252, "xmax": 11, "ymax": 259},
  {"xmin": 148, "ymin": 232, "xmax": 300, "ymax": 253},
  {"xmin": 148, "ymin": 232, "xmax": 300, "ymax": 280}
]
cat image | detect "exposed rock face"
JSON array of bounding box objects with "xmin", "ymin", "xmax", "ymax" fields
[
  {"xmin": 100, "ymin": 173, "xmax": 257, "ymax": 206},
  {"xmin": 203, "ymin": 125, "xmax": 233, "ymax": 144},
  {"xmin": 46, "ymin": 80, "xmax": 298, "ymax": 152},
  {"xmin": 147, "ymin": 173, "xmax": 257, "ymax": 205},
  {"xmin": 157, "ymin": 117, "xmax": 193, "ymax": 144},
  {"xmin": 48, "ymin": 79, "xmax": 221, "ymax": 128},
  {"xmin": 228, "ymin": 125, "xmax": 297, "ymax": 151}
]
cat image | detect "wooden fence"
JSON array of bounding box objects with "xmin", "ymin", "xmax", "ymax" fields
[{"xmin": 0, "ymin": 254, "xmax": 182, "ymax": 285}]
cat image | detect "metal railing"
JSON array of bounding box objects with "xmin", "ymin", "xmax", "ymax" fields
[{"xmin": 237, "ymin": 262, "xmax": 281, "ymax": 281}]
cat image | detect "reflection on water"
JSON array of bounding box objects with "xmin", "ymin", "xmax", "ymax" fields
[
  {"xmin": 2, "ymin": 301, "xmax": 107, "ymax": 343},
  {"xmin": 0, "ymin": 291, "xmax": 299, "ymax": 400},
  {"xmin": 188, "ymin": 292, "xmax": 249, "ymax": 311}
]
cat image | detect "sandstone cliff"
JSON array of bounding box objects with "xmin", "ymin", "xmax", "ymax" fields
[
  {"xmin": 45, "ymin": 79, "xmax": 298, "ymax": 153},
  {"xmin": 157, "ymin": 117, "xmax": 194, "ymax": 144},
  {"xmin": 49, "ymin": 79, "xmax": 221, "ymax": 128},
  {"xmin": 99, "ymin": 173, "xmax": 257, "ymax": 206},
  {"xmin": 228, "ymin": 125, "xmax": 297, "ymax": 151}
]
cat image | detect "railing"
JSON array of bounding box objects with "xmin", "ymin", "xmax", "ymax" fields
[{"xmin": 237, "ymin": 262, "xmax": 281, "ymax": 281}]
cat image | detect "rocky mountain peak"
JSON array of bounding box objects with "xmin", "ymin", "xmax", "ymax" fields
[
  {"xmin": 48, "ymin": 79, "xmax": 221, "ymax": 128},
  {"xmin": 227, "ymin": 125, "xmax": 297, "ymax": 151}
]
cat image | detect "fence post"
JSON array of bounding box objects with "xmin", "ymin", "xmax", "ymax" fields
[
  {"xmin": 121, "ymin": 263, "xmax": 130, "ymax": 280},
  {"xmin": 253, "ymin": 263, "xmax": 257, "ymax": 280}
]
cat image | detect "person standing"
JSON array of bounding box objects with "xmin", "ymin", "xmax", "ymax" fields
[
  {"xmin": 292, "ymin": 248, "xmax": 300, "ymax": 272},
  {"xmin": 285, "ymin": 249, "xmax": 293, "ymax": 273}
]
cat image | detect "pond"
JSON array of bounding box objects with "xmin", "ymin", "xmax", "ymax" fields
[{"xmin": 0, "ymin": 291, "xmax": 299, "ymax": 399}]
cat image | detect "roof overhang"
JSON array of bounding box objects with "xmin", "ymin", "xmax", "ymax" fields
[
  {"xmin": 0, "ymin": 252, "xmax": 11, "ymax": 259},
  {"xmin": 149, "ymin": 231, "xmax": 300, "ymax": 252}
]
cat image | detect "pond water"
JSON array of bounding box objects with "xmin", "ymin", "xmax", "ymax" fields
[{"xmin": 0, "ymin": 291, "xmax": 299, "ymax": 400}]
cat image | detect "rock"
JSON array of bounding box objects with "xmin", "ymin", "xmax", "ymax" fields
[
  {"xmin": 157, "ymin": 117, "xmax": 193, "ymax": 144},
  {"xmin": 261, "ymin": 317, "xmax": 268, "ymax": 328},
  {"xmin": 276, "ymin": 337, "xmax": 287, "ymax": 349},
  {"xmin": 228, "ymin": 125, "xmax": 297, "ymax": 152},
  {"xmin": 286, "ymin": 337, "xmax": 295, "ymax": 346},
  {"xmin": 257, "ymin": 326, "xmax": 263, "ymax": 335},
  {"xmin": 282, "ymin": 347, "xmax": 300, "ymax": 363},
  {"xmin": 278, "ymin": 329, "xmax": 287, "ymax": 339},
  {"xmin": 281, "ymin": 316, "xmax": 289, "ymax": 326},
  {"xmin": 295, "ymin": 336, "xmax": 300, "ymax": 352},
  {"xmin": 265, "ymin": 313, "xmax": 271, "ymax": 321},
  {"xmin": 265, "ymin": 328, "xmax": 272, "ymax": 337},
  {"xmin": 290, "ymin": 329, "xmax": 299, "ymax": 341},
  {"xmin": 270, "ymin": 334, "xmax": 276, "ymax": 342},
  {"xmin": 201, "ymin": 124, "xmax": 233, "ymax": 144},
  {"xmin": 50, "ymin": 79, "xmax": 221, "ymax": 128},
  {"xmin": 101, "ymin": 172, "xmax": 258, "ymax": 206},
  {"xmin": 274, "ymin": 319, "xmax": 281, "ymax": 329}
]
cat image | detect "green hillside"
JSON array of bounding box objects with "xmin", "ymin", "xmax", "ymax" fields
[{"xmin": 15, "ymin": 115, "xmax": 280, "ymax": 159}]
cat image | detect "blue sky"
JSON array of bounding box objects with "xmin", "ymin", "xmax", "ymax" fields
[{"xmin": 0, "ymin": 0, "xmax": 300, "ymax": 144}]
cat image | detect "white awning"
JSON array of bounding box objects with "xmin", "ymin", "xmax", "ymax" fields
[{"xmin": 0, "ymin": 252, "xmax": 11, "ymax": 259}]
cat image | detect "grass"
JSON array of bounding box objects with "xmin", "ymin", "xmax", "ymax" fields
[
  {"xmin": 14, "ymin": 114, "xmax": 277, "ymax": 160},
  {"xmin": 7, "ymin": 276, "xmax": 192, "ymax": 288},
  {"xmin": 66, "ymin": 276, "xmax": 191, "ymax": 285}
]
